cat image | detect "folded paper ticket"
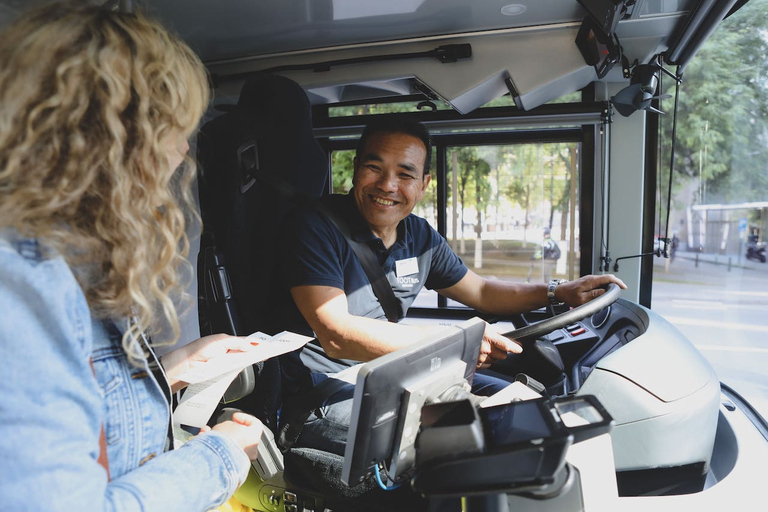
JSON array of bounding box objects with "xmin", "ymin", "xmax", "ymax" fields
[{"xmin": 173, "ymin": 331, "xmax": 312, "ymax": 428}]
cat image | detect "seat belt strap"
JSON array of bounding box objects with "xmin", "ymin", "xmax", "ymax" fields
[{"xmin": 314, "ymin": 204, "xmax": 401, "ymax": 323}]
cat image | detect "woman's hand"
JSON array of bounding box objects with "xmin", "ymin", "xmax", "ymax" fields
[
  {"xmin": 476, "ymin": 323, "xmax": 522, "ymax": 369},
  {"xmin": 161, "ymin": 334, "xmax": 254, "ymax": 392},
  {"xmin": 203, "ymin": 412, "xmax": 263, "ymax": 461}
]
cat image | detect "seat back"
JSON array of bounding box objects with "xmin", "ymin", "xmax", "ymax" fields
[{"xmin": 196, "ymin": 73, "xmax": 328, "ymax": 428}]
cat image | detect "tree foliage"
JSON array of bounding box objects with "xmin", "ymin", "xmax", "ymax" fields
[{"xmin": 660, "ymin": 0, "xmax": 768, "ymax": 206}]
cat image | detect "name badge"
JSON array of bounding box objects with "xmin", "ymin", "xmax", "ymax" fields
[{"xmin": 395, "ymin": 257, "xmax": 419, "ymax": 277}]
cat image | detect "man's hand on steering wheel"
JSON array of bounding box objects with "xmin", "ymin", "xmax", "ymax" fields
[
  {"xmin": 474, "ymin": 275, "xmax": 625, "ymax": 368},
  {"xmin": 556, "ymin": 274, "xmax": 626, "ymax": 307},
  {"xmin": 476, "ymin": 323, "xmax": 522, "ymax": 369}
]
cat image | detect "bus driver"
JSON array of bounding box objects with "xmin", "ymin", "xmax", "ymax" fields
[{"xmin": 271, "ymin": 116, "xmax": 625, "ymax": 455}]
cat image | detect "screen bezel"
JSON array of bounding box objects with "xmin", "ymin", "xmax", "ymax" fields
[{"xmin": 341, "ymin": 317, "xmax": 485, "ymax": 486}]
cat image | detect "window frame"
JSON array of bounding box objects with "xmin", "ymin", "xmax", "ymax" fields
[{"xmin": 315, "ymin": 104, "xmax": 603, "ymax": 311}]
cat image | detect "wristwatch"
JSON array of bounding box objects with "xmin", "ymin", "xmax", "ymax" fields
[{"xmin": 547, "ymin": 279, "xmax": 567, "ymax": 306}]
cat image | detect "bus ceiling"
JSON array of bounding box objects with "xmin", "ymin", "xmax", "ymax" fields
[{"xmin": 130, "ymin": 0, "xmax": 748, "ymax": 114}]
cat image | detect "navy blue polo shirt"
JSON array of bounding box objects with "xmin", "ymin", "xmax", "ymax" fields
[{"xmin": 274, "ymin": 192, "xmax": 468, "ymax": 390}]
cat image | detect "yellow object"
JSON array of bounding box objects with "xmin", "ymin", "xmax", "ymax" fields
[
  {"xmin": 233, "ymin": 467, "xmax": 265, "ymax": 509},
  {"xmin": 212, "ymin": 494, "xmax": 254, "ymax": 512}
]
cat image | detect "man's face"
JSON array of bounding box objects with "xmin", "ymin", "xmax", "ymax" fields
[{"xmin": 352, "ymin": 131, "xmax": 431, "ymax": 237}]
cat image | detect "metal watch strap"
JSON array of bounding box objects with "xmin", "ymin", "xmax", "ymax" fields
[{"xmin": 547, "ymin": 279, "xmax": 566, "ymax": 305}]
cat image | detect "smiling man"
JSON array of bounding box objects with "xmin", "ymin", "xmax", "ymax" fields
[
  {"xmin": 271, "ymin": 116, "xmax": 624, "ymax": 455},
  {"xmin": 352, "ymin": 129, "xmax": 431, "ymax": 248}
]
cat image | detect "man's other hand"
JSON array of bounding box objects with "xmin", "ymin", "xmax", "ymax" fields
[
  {"xmin": 557, "ymin": 274, "xmax": 626, "ymax": 306},
  {"xmin": 477, "ymin": 323, "xmax": 522, "ymax": 369}
]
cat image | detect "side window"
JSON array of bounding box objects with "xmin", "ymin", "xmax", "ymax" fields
[
  {"xmin": 436, "ymin": 142, "xmax": 580, "ymax": 307},
  {"xmin": 330, "ymin": 141, "xmax": 580, "ymax": 309}
]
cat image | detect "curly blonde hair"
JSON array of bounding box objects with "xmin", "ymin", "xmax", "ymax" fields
[{"xmin": 0, "ymin": 2, "xmax": 210, "ymax": 357}]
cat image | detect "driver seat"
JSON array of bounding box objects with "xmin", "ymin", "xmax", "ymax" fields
[{"xmin": 196, "ymin": 73, "xmax": 427, "ymax": 511}]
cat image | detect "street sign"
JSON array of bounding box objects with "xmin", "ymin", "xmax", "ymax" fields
[{"xmin": 738, "ymin": 218, "xmax": 748, "ymax": 236}]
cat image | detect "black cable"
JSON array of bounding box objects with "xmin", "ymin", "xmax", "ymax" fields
[
  {"xmin": 662, "ymin": 66, "xmax": 682, "ymax": 255},
  {"xmin": 600, "ymin": 114, "xmax": 612, "ymax": 271},
  {"xmin": 656, "ymin": 56, "xmax": 665, "ymax": 245}
]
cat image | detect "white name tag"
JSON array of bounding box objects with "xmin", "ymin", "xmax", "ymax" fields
[{"xmin": 395, "ymin": 257, "xmax": 419, "ymax": 277}]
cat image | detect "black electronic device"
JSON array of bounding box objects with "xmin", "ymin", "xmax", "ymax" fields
[
  {"xmin": 481, "ymin": 395, "xmax": 612, "ymax": 447},
  {"xmin": 575, "ymin": 16, "xmax": 622, "ymax": 79},
  {"xmin": 577, "ymin": 0, "xmax": 628, "ymax": 36},
  {"xmin": 341, "ymin": 317, "xmax": 485, "ymax": 487},
  {"xmin": 411, "ymin": 395, "xmax": 614, "ymax": 497}
]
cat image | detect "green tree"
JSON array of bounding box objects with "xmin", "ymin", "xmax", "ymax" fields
[
  {"xmin": 504, "ymin": 144, "xmax": 547, "ymax": 242},
  {"xmin": 449, "ymin": 147, "xmax": 491, "ymax": 241},
  {"xmin": 660, "ymin": 0, "xmax": 768, "ymax": 207},
  {"xmin": 331, "ymin": 150, "xmax": 355, "ymax": 193}
]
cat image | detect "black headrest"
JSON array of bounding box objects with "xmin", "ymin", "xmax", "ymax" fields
[
  {"xmin": 234, "ymin": 73, "xmax": 326, "ymax": 197},
  {"xmin": 237, "ymin": 73, "xmax": 315, "ymax": 141}
]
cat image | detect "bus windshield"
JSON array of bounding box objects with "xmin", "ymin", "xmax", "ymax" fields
[{"xmin": 651, "ymin": 1, "xmax": 768, "ymax": 419}]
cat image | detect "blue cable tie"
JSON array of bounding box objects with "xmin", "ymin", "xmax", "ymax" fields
[{"xmin": 375, "ymin": 464, "xmax": 401, "ymax": 491}]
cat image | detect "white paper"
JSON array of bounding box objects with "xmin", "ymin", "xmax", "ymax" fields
[
  {"xmin": 173, "ymin": 369, "xmax": 241, "ymax": 428},
  {"xmin": 172, "ymin": 330, "xmax": 313, "ymax": 428},
  {"xmin": 174, "ymin": 331, "xmax": 313, "ymax": 384}
]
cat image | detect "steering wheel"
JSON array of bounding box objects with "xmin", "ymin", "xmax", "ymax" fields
[{"xmin": 502, "ymin": 283, "xmax": 622, "ymax": 344}]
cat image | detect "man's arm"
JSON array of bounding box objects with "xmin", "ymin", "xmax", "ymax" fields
[
  {"xmin": 291, "ymin": 284, "xmax": 520, "ymax": 366},
  {"xmin": 438, "ymin": 271, "xmax": 626, "ymax": 316},
  {"xmin": 290, "ymin": 285, "xmax": 446, "ymax": 362},
  {"xmin": 438, "ymin": 272, "xmax": 625, "ymax": 366}
]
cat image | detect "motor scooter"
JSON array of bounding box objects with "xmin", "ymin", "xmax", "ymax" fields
[{"xmin": 746, "ymin": 235, "xmax": 766, "ymax": 263}]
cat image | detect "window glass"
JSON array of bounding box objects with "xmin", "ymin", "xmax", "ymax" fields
[
  {"xmin": 330, "ymin": 149, "xmax": 355, "ymax": 193},
  {"xmin": 480, "ymin": 91, "xmax": 581, "ymax": 108},
  {"xmin": 328, "ymin": 90, "xmax": 581, "ymax": 117},
  {"xmin": 420, "ymin": 142, "xmax": 580, "ymax": 307},
  {"xmin": 651, "ymin": 0, "xmax": 768, "ymax": 418},
  {"xmin": 331, "ymin": 141, "xmax": 578, "ymax": 309},
  {"xmin": 329, "ymin": 101, "xmax": 451, "ymax": 118}
]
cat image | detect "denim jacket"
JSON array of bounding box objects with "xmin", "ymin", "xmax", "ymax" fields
[{"xmin": 0, "ymin": 232, "xmax": 250, "ymax": 511}]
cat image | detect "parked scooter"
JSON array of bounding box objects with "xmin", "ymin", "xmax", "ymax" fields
[{"xmin": 746, "ymin": 234, "xmax": 766, "ymax": 263}]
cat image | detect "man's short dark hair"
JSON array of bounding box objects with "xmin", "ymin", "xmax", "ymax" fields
[{"xmin": 355, "ymin": 115, "xmax": 432, "ymax": 177}]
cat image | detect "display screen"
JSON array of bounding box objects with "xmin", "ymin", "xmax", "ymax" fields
[
  {"xmin": 341, "ymin": 317, "xmax": 486, "ymax": 486},
  {"xmin": 481, "ymin": 401, "xmax": 553, "ymax": 448}
]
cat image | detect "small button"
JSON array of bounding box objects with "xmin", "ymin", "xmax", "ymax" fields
[
  {"xmin": 548, "ymin": 331, "xmax": 565, "ymax": 342},
  {"xmin": 285, "ymin": 505, "xmax": 298, "ymax": 512},
  {"xmin": 284, "ymin": 492, "xmax": 298, "ymax": 504},
  {"xmin": 569, "ymin": 327, "xmax": 587, "ymax": 336},
  {"xmin": 565, "ymin": 323, "xmax": 580, "ymax": 331}
]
